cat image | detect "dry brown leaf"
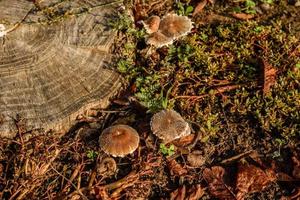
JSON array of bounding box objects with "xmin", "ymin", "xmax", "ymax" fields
[
  {"xmin": 170, "ymin": 185, "xmax": 186, "ymax": 200},
  {"xmin": 231, "ymin": 13, "xmax": 255, "ymax": 20},
  {"xmin": 192, "ymin": 0, "xmax": 207, "ymax": 17},
  {"xmin": 172, "ymin": 134, "xmax": 195, "ymax": 147},
  {"xmin": 170, "ymin": 184, "xmax": 205, "ymax": 200},
  {"xmin": 203, "ymin": 166, "xmax": 235, "ymax": 200},
  {"xmin": 262, "ymin": 60, "xmax": 277, "ymax": 95},
  {"xmin": 168, "ymin": 159, "xmax": 187, "ymax": 176},
  {"xmin": 236, "ymin": 163, "xmax": 276, "ymax": 200},
  {"xmin": 187, "ymin": 184, "xmax": 205, "ymax": 200}
]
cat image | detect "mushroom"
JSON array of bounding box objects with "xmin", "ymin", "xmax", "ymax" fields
[
  {"xmin": 99, "ymin": 125, "xmax": 140, "ymax": 157},
  {"xmin": 159, "ymin": 14, "xmax": 193, "ymax": 39},
  {"xmin": 143, "ymin": 13, "xmax": 193, "ymax": 48},
  {"xmin": 97, "ymin": 157, "xmax": 117, "ymax": 176},
  {"xmin": 146, "ymin": 31, "xmax": 174, "ymax": 48},
  {"xmin": 187, "ymin": 150, "xmax": 205, "ymax": 167},
  {"xmin": 142, "ymin": 15, "xmax": 160, "ymax": 34},
  {"xmin": 150, "ymin": 109, "xmax": 191, "ymax": 143}
]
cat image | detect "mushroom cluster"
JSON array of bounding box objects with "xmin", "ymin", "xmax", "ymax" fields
[
  {"xmin": 150, "ymin": 109, "xmax": 191, "ymax": 144},
  {"xmin": 99, "ymin": 125, "xmax": 140, "ymax": 157},
  {"xmin": 142, "ymin": 14, "xmax": 193, "ymax": 48}
]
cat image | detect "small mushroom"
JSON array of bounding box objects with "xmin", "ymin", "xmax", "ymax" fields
[
  {"xmin": 146, "ymin": 31, "xmax": 174, "ymax": 48},
  {"xmin": 150, "ymin": 109, "xmax": 191, "ymax": 143},
  {"xmin": 187, "ymin": 150, "xmax": 205, "ymax": 167},
  {"xmin": 143, "ymin": 13, "xmax": 193, "ymax": 48},
  {"xmin": 142, "ymin": 15, "xmax": 161, "ymax": 34},
  {"xmin": 97, "ymin": 157, "xmax": 117, "ymax": 176},
  {"xmin": 159, "ymin": 14, "xmax": 193, "ymax": 39},
  {"xmin": 99, "ymin": 125, "xmax": 140, "ymax": 157}
]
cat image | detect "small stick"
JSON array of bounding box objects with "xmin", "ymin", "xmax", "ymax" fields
[
  {"xmin": 220, "ymin": 150, "xmax": 254, "ymax": 164},
  {"xmin": 104, "ymin": 170, "xmax": 137, "ymax": 190},
  {"xmin": 50, "ymin": 165, "xmax": 89, "ymax": 200}
]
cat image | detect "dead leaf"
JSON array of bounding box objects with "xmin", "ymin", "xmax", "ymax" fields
[
  {"xmin": 172, "ymin": 134, "xmax": 195, "ymax": 147},
  {"xmin": 231, "ymin": 13, "xmax": 255, "ymax": 20},
  {"xmin": 170, "ymin": 184, "xmax": 205, "ymax": 200},
  {"xmin": 261, "ymin": 60, "xmax": 277, "ymax": 95},
  {"xmin": 281, "ymin": 187, "xmax": 300, "ymax": 200},
  {"xmin": 203, "ymin": 166, "xmax": 235, "ymax": 200},
  {"xmin": 192, "ymin": 0, "xmax": 207, "ymax": 17},
  {"xmin": 276, "ymin": 172, "xmax": 295, "ymax": 182},
  {"xmin": 168, "ymin": 159, "xmax": 187, "ymax": 176},
  {"xmin": 170, "ymin": 185, "xmax": 186, "ymax": 200},
  {"xmin": 187, "ymin": 184, "xmax": 206, "ymax": 200},
  {"xmin": 236, "ymin": 162, "xmax": 276, "ymax": 200}
]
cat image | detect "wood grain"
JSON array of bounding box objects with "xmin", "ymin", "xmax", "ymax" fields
[{"xmin": 0, "ymin": 0, "xmax": 123, "ymax": 138}]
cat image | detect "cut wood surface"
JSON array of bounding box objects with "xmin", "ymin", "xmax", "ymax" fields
[{"xmin": 0, "ymin": 0, "xmax": 123, "ymax": 138}]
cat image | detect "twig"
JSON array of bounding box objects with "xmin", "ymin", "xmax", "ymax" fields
[
  {"xmin": 220, "ymin": 150, "xmax": 254, "ymax": 164},
  {"xmin": 174, "ymin": 85, "xmax": 241, "ymax": 100},
  {"xmin": 104, "ymin": 170, "xmax": 137, "ymax": 190},
  {"xmin": 50, "ymin": 165, "xmax": 89, "ymax": 200}
]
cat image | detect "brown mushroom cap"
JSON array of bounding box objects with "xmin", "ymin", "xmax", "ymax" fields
[
  {"xmin": 99, "ymin": 125, "xmax": 139, "ymax": 157},
  {"xmin": 142, "ymin": 15, "xmax": 161, "ymax": 34},
  {"xmin": 145, "ymin": 14, "xmax": 193, "ymax": 48},
  {"xmin": 150, "ymin": 109, "xmax": 191, "ymax": 143},
  {"xmin": 146, "ymin": 31, "xmax": 174, "ymax": 48},
  {"xmin": 159, "ymin": 14, "xmax": 193, "ymax": 39}
]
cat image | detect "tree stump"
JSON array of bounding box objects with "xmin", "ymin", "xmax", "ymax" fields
[{"xmin": 0, "ymin": 0, "xmax": 123, "ymax": 138}]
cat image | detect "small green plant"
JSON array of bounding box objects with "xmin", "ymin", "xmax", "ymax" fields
[
  {"xmin": 175, "ymin": 1, "xmax": 194, "ymax": 16},
  {"xmin": 86, "ymin": 150, "xmax": 98, "ymax": 160},
  {"xmin": 261, "ymin": 0, "xmax": 273, "ymax": 4},
  {"xmin": 244, "ymin": 0, "xmax": 257, "ymax": 14},
  {"xmin": 159, "ymin": 143, "xmax": 175, "ymax": 156}
]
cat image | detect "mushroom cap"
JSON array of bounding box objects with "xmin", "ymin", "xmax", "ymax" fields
[
  {"xmin": 159, "ymin": 14, "xmax": 193, "ymax": 39},
  {"xmin": 150, "ymin": 109, "xmax": 191, "ymax": 143},
  {"xmin": 99, "ymin": 125, "xmax": 140, "ymax": 157},
  {"xmin": 146, "ymin": 31, "xmax": 174, "ymax": 48},
  {"xmin": 142, "ymin": 15, "xmax": 161, "ymax": 34}
]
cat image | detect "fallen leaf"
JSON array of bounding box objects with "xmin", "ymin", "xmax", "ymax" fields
[
  {"xmin": 172, "ymin": 134, "xmax": 195, "ymax": 147},
  {"xmin": 276, "ymin": 172, "xmax": 295, "ymax": 182},
  {"xmin": 262, "ymin": 60, "xmax": 277, "ymax": 95},
  {"xmin": 187, "ymin": 184, "xmax": 206, "ymax": 200},
  {"xmin": 170, "ymin": 185, "xmax": 186, "ymax": 200},
  {"xmin": 281, "ymin": 187, "xmax": 300, "ymax": 200},
  {"xmin": 168, "ymin": 159, "xmax": 187, "ymax": 176},
  {"xmin": 192, "ymin": 0, "xmax": 207, "ymax": 17},
  {"xmin": 203, "ymin": 166, "xmax": 235, "ymax": 200},
  {"xmin": 236, "ymin": 162, "xmax": 276, "ymax": 200},
  {"xmin": 170, "ymin": 184, "xmax": 205, "ymax": 200},
  {"xmin": 231, "ymin": 13, "xmax": 255, "ymax": 20}
]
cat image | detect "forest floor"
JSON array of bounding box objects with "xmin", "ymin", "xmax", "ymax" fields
[{"xmin": 0, "ymin": 0, "xmax": 300, "ymax": 199}]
